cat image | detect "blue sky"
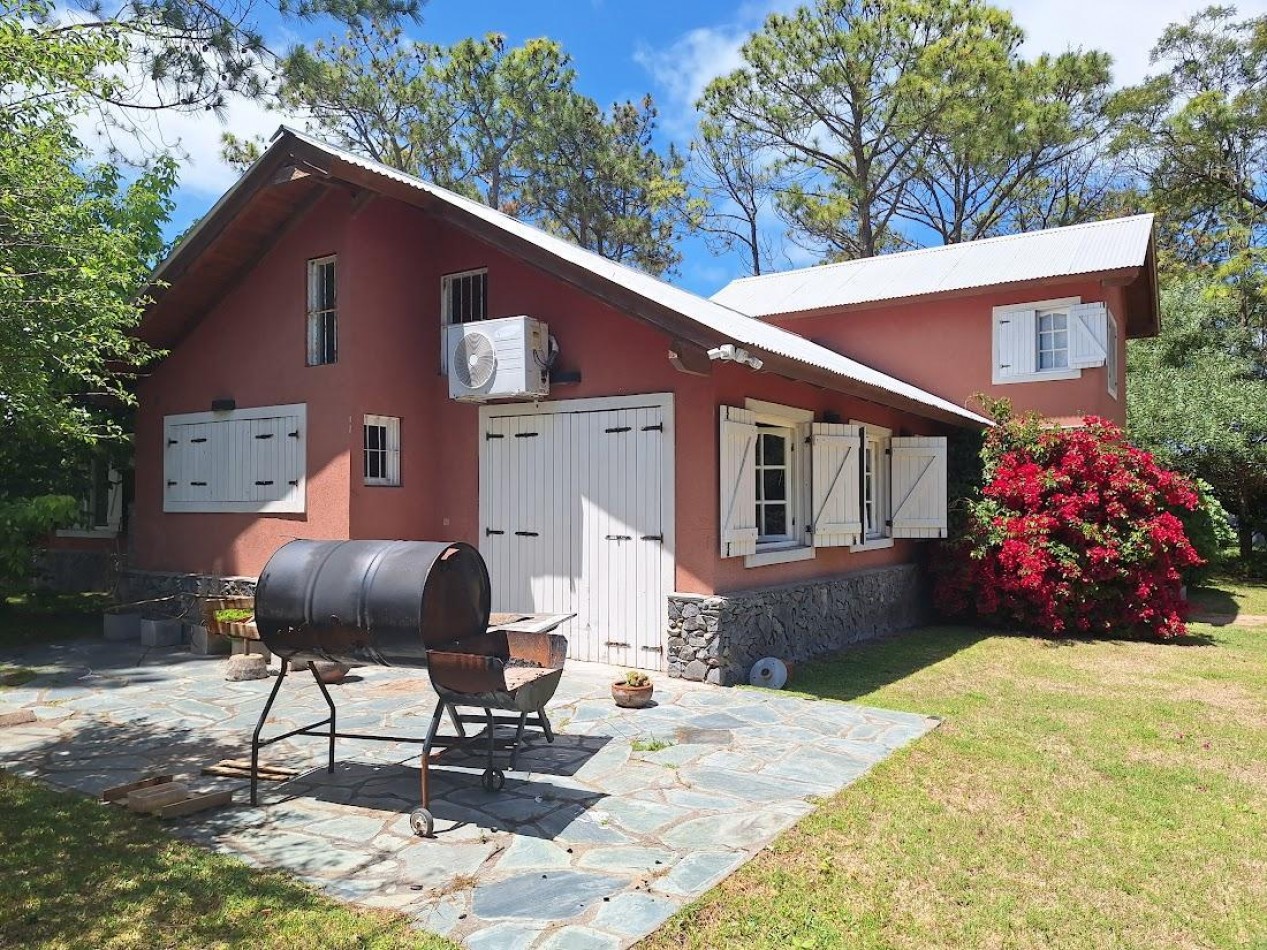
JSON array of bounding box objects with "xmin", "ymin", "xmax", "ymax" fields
[{"xmin": 128, "ymin": 0, "xmax": 1267, "ymax": 296}]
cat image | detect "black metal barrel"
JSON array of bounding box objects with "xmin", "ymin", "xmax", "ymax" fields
[{"xmin": 254, "ymin": 540, "xmax": 491, "ymax": 666}]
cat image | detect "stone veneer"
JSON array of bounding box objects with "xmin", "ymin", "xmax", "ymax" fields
[
  {"xmin": 122, "ymin": 569, "xmax": 257, "ymax": 622},
  {"xmin": 666, "ymin": 563, "xmax": 928, "ymax": 685}
]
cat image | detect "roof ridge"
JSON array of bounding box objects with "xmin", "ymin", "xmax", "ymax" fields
[{"xmin": 721, "ymin": 213, "xmax": 1156, "ymax": 287}]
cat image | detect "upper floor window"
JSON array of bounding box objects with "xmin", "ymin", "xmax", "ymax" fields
[
  {"xmin": 1037, "ymin": 310, "xmax": 1069, "ymax": 370},
  {"xmin": 442, "ymin": 268, "xmax": 488, "ymax": 326},
  {"xmin": 363, "ymin": 414, "xmax": 401, "ymax": 487},
  {"xmin": 993, "ymin": 298, "xmax": 1113, "ymax": 385},
  {"xmin": 307, "ymin": 255, "xmax": 337, "ymax": 366}
]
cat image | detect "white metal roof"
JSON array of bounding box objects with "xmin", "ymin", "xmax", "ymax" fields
[
  {"xmin": 266, "ymin": 128, "xmax": 988, "ymax": 426},
  {"xmin": 710, "ymin": 214, "xmax": 1156, "ymax": 318}
]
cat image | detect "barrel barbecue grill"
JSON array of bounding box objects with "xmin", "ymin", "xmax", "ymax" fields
[{"xmin": 250, "ymin": 539, "xmax": 570, "ymax": 837}]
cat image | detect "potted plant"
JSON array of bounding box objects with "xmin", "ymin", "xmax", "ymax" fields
[
  {"xmin": 202, "ymin": 596, "xmax": 258, "ymax": 640},
  {"xmin": 612, "ymin": 670, "xmax": 654, "ymax": 708}
]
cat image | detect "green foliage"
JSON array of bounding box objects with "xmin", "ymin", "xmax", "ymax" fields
[
  {"xmin": 276, "ymin": 25, "xmax": 686, "ymax": 274},
  {"xmin": 630, "ymin": 736, "xmax": 671, "ymax": 753},
  {"xmin": 1127, "ymin": 277, "xmax": 1267, "ymax": 557},
  {"xmin": 1177, "ymin": 478, "xmax": 1236, "ymax": 585},
  {"xmin": 0, "ymin": 496, "xmax": 77, "ymax": 589},
  {"xmin": 697, "ymin": 0, "xmax": 1121, "ymax": 262}
]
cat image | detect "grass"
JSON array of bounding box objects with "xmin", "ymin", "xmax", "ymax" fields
[
  {"xmin": 646, "ymin": 585, "xmax": 1267, "ymax": 949},
  {"xmin": 0, "ymin": 772, "xmax": 456, "ymax": 950},
  {"xmin": 631, "ymin": 736, "xmax": 674, "ymax": 753},
  {"xmin": 0, "ymin": 591, "xmax": 109, "ymax": 651}
]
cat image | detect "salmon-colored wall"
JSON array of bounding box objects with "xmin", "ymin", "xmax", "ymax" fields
[
  {"xmin": 766, "ymin": 282, "xmax": 1129, "ymax": 425},
  {"xmin": 133, "ymin": 192, "xmax": 951, "ymax": 595}
]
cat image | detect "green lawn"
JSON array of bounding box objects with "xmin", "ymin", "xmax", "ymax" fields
[{"xmin": 647, "ymin": 585, "xmax": 1267, "ymax": 949}]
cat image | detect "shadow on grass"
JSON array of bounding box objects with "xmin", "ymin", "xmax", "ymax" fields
[
  {"xmin": 787, "ymin": 625, "xmax": 991, "ymax": 704},
  {"xmin": 1186, "ymin": 586, "xmax": 1241, "ymax": 622},
  {"xmin": 0, "ymin": 591, "xmax": 108, "ymax": 652}
]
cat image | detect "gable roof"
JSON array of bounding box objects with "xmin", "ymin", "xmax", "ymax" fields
[
  {"xmin": 142, "ymin": 127, "xmax": 988, "ymax": 428},
  {"xmin": 710, "ymin": 215, "xmax": 1159, "ymax": 335}
]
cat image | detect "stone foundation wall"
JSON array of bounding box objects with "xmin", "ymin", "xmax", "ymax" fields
[
  {"xmin": 33, "ymin": 549, "xmax": 116, "ymax": 593},
  {"xmin": 121, "ymin": 569, "xmax": 257, "ymax": 621},
  {"xmin": 666, "ymin": 563, "xmax": 928, "ymax": 685}
]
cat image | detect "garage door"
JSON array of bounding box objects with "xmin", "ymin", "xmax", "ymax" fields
[{"xmin": 479, "ymin": 398, "xmax": 672, "ymax": 669}]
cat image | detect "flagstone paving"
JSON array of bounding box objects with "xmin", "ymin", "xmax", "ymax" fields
[{"xmin": 0, "ymin": 637, "xmax": 937, "ymax": 948}]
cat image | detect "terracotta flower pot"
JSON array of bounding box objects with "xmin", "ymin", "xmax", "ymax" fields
[{"xmin": 612, "ymin": 680, "xmax": 654, "ymax": 708}]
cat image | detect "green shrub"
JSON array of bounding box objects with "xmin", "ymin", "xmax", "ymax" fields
[{"xmin": 1177, "ymin": 478, "xmax": 1235, "ymax": 585}]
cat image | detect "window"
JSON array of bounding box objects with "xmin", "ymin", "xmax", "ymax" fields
[
  {"xmin": 755, "ymin": 426, "xmax": 794, "ymax": 542},
  {"xmin": 442, "ymin": 269, "xmax": 488, "ymax": 326},
  {"xmin": 993, "ymin": 297, "xmax": 1112, "ymax": 384},
  {"xmin": 57, "ymin": 457, "xmax": 123, "ymax": 537},
  {"xmin": 855, "ymin": 421, "xmax": 892, "ymax": 548},
  {"xmin": 363, "ymin": 415, "xmax": 400, "ymax": 487},
  {"xmin": 1037, "ymin": 309, "xmax": 1069, "ymax": 370},
  {"xmin": 163, "ymin": 404, "xmax": 306, "ymax": 513},
  {"xmin": 307, "ymin": 256, "xmax": 337, "ymax": 365}
]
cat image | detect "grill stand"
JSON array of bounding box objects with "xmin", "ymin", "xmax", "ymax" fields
[{"xmin": 248, "ymin": 659, "xmax": 555, "ymax": 837}]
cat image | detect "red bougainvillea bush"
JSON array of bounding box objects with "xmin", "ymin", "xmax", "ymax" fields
[{"xmin": 935, "ymin": 413, "xmax": 1203, "ymax": 639}]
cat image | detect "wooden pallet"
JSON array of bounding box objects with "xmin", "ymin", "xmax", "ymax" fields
[
  {"xmin": 201, "ymin": 758, "xmax": 300, "ymax": 781},
  {"xmin": 100, "ymin": 773, "xmax": 232, "ymax": 819}
]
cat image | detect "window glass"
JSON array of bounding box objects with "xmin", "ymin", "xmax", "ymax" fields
[
  {"xmin": 1037, "ymin": 310, "xmax": 1069, "ymax": 370},
  {"xmin": 307, "ymin": 256, "xmax": 337, "ymax": 365},
  {"xmin": 755, "ymin": 427, "xmax": 792, "ymax": 541},
  {"xmin": 363, "ymin": 415, "xmax": 400, "ymax": 486},
  {"xmin": 443, "ymin": 270, "xmax": 488, "ymax": 325}
]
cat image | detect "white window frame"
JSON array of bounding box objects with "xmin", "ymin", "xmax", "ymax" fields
[
  {"xmin": 163, "ymin": 403, "xmax": 306, "ymax": 514},
  {"xmin": 1037, "ymin": 309, "xmax": 1070, "ymax": 371},
  {"xmin": 850, "ymin": 420, "xmax": 894, "ymax": 552},
  {"xmin": 363, "ymin": 414, "xmax": 401, "ymax": 487},
  {"xmin": 1106, "ymin": 309, "xmax": 1120, "ymax": 399},
  {"xmin": 743, "ymin": 399, "xmax": 814, "ymax": 568},
  {"xmin": 56, "ymin": 458, "xmax": 124, "ymax": 538},
  {"xmin": 306, "ymin": 255, "xmax": 337, "ymax": 366},
  {"xmin": 440, "ymin": 268, "xmax": 489, "ymax": 372},
  {"xmin": 992, "ymin": 296, "xmax": 1082, "ymax": 384}
]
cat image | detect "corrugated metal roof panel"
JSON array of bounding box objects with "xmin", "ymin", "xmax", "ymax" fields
[
  {"xmin": 269, "ymin": 128, "xmax": 988, "ymax": 426},
  {"xmin": 710, "ymin": 214, "xmax": 1155, "ymax": 317}
]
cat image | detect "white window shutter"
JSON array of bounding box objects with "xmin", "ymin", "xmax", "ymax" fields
[
  {"xmin": 719, "ymin": 406, "xmax": 759, "ymax": 557},
  {"xmin": 890, "ymin": 436, "xmax": 948, "ymax": 539},
  {"xmin": 809, "ymin": 422, "xmax": 862, "ymax": 547},
  {"xmin": 1069, "ymin": 302, "xmax": 1109, "ymax": 368},
  {"xmin": 996, "ymin": 309, "xmax": 1036, "ymax": 378}
]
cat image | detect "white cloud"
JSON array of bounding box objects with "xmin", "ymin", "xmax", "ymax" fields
[{"xmin": 1004, "ymin": 0, "xmax": 1267, "ymax": 86}]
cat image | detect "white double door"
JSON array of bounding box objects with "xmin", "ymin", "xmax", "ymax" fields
[{"xmin": 479, "ymin": 398, "xmax": 670, "ymax": 669}]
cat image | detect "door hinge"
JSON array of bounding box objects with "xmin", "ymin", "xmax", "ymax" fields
[
  {"xmin": 254, "ymin": 480, "xmax": 274, "ymax": 486},
  {"xmin": 605, "ymin": 426, "xmax": 632, "ymax": 434},
  {"xmin": 190, "ymin": 437, "xmax": 207, "ymax": 444},
  {"xmin": 605, "ymin": 534, "xmax": 632, "ymax": 541},
  {"xmin": 190, "ymin": 481, "xmax": 207, "ymax": 487},
  {"xmin": 640, "ymin": 534, "xmax": 663, "ymax": 542},
  {"xmin": 514, "ymin": 530, "xmax": 539, "ymax": 537},
  {"xmin": 641, "ymin": 645, "xmax": 663, "ymax": 653},
  {"xmin": 255, "ymin": 433, "xmax": 274, "ymax": 440},
  {"xmin": 514, "ymin": 431, "xmax": 539, "ymax": 439},
  {"xmin": 641, "ymin": 423, "xmax": 663, "ymax": 431},
  {"xmin": 485, "ymin": 431, "xmax": 505, "ymax": 440},
  {"xmin": 167, "ymin": 438, "xmax": 177, "ymax": 446},
  {"xmin": 289, "ymin": 430, "xmax": 300, "ymax": 438},
  {"xmin": 485, "ymin": 528, "xmax": 505, "ymax": 536},
  {"xmin": 604, "ymin": 640, "xmax": 630, "ymax": 648}
]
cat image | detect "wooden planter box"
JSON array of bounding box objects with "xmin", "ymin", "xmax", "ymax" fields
[{"xmin": 200, "ymin": 596, "xmax": 260, "ymax": 641}]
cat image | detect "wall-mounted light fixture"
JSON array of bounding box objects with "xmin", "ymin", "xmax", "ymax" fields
[
  {"xmin": 707, "ymin": 343, "xmax": 764, "ymax": 371},
  {"xmin": 211, "ymin": 398, "xmax": 236, "ymax": 412}
]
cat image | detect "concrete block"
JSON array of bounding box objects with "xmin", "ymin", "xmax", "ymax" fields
[
  {"xmin": 103, "ymin": 612, "xmax": 141, "ymax": 642},
  {"xmin": 187, "ymin": 624, "xmax": 230, "ymax": 656},
  {"xmin": 140, "ymin": 618, "xmax": 183, "ymax": 647}
]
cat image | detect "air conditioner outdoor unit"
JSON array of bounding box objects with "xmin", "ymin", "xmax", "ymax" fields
[{"xmin": 446, "ymin": 315, "xmax": 550, "ymax": 402}]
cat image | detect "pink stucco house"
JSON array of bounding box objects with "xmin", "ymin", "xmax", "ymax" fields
[{"xmin": 125, "ymin": 128, "xmax": 1159, "ymax": 683}]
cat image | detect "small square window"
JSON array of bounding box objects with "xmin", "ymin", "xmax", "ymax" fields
[
  {"xmin": 307, "ymin": 256, "xmax": 337, "ymax": 366},
  {"xmin": 363, "ymin": 415, "xmax": 400, "ymax": 486},
  {"xmin": 442, "ymin": 269, "xmax": 488, "ymax": 326}
]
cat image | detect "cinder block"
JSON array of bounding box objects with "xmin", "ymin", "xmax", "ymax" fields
[
  {"xmin": 187, "ymin": 624, "xmax": 230, "ymax": 656},
  {"xmin": 140, "ymin": 618, "xmax": 183, "ymax": 647},
  {"xmin": 103, "ymin": 612, "xmax": 141, "ymax": 642}
]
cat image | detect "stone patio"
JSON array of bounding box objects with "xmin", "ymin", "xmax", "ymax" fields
[{"xmin": 0, "ymin": 638, "xmax": 937, "ymax": 948}]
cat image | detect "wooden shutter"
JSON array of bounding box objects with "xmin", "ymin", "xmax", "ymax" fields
[
  {"xmin": 719, "ymin": 406, "xmax": 758, "ymax": 557},
  {"xmin": 996, "ymin": 309, "xmax": 1036, "ymax": 378},
  {"xmin": 890, "ymin": 436, "xmax": 948, "ymax": 539},
  {"xmin": 810, "ymin": 422, "xmax": 862, "ymax": 548},
  {"xmin": 1069, "ymin": 302, "xmax": 1109, "ymax": 368}
]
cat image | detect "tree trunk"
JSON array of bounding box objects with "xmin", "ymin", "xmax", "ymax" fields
[{"xmin": 1239, "ymin": 488, "xmax": 1255, "ymax": 561}]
